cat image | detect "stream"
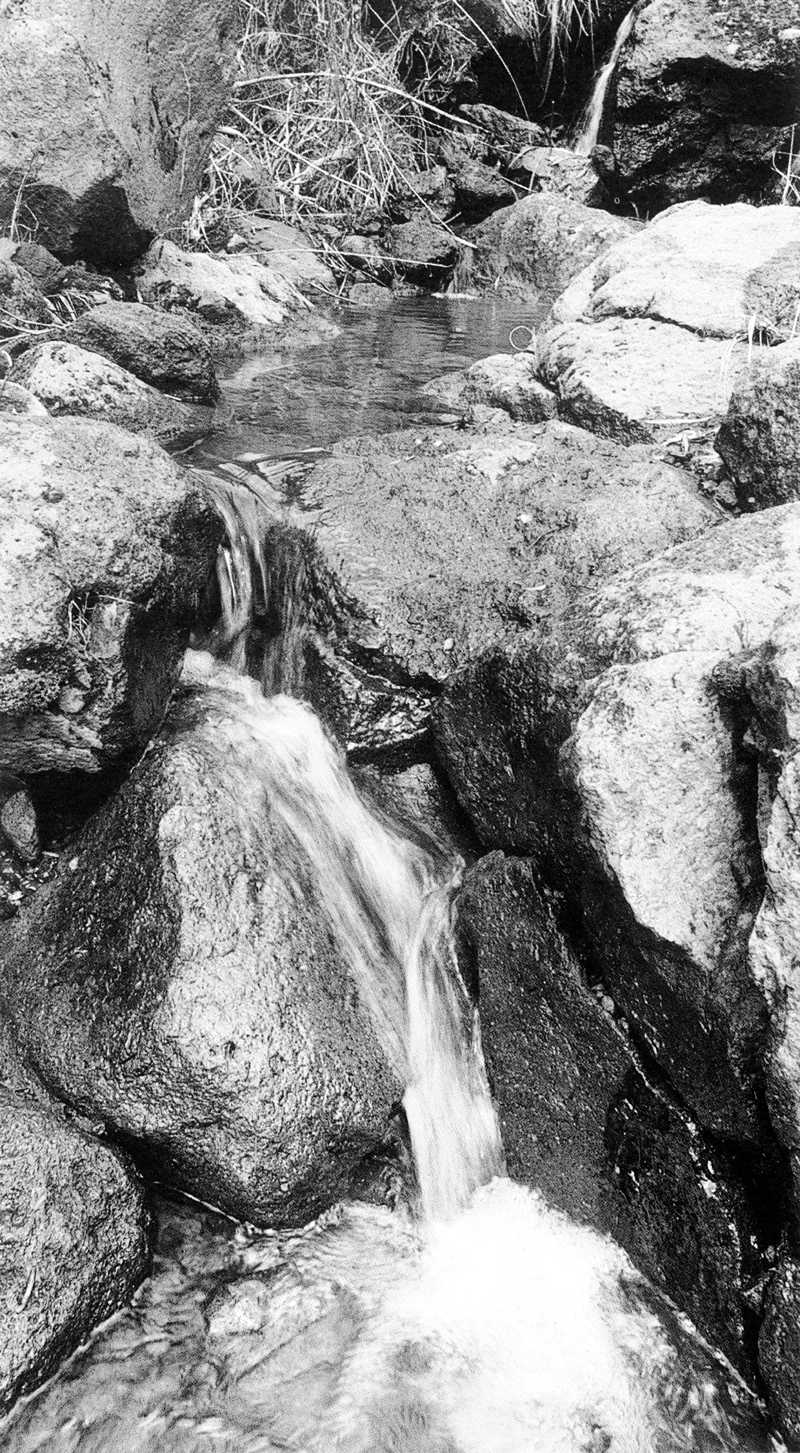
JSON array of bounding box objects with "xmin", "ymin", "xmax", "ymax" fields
[{"xmin": 0, "ymin": 298, "xmax": 781, "ymax": 1453}]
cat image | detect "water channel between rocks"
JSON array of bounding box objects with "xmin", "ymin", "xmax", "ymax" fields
[{"xmin": 0, "ymin": 298, "xmax": 781, "ymax": 1453}]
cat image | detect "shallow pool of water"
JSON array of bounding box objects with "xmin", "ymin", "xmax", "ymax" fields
[{"xmin": 193, "ymin": 295, "xmax": 538, "ymax": 468}]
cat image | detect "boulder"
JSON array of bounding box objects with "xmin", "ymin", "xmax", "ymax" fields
[
  {"xmin": 425, "ymin": 352, "xmax": 557, "ymax": 423},
  {"xmin": 716, "ymin": 339, "xmax": 800, "ymax": 508},
  {"xmin": 435, "ymin": 505, "xmax": 800, "ymax": 1144},
  {"xmin": 455, "ymin": 853, "xmax": 772, "ymax": 1368},
  {"xmin": 0, "ymin": 383, "xmax": 49, "ymax": 419},
  {"xmin": 11, "ymin": 342, "xmax": 214, "ymax": 446},
  {"xmin": 538, "ymin": 201, "xmax": 799, "ymax": 441},
  {"xmin": 611, "ymin": 0, "xmax": 800, "ymax": 210},
  {"xmin": 0, "ymin": 0, "xmax": 236, "ymax": 265},
  {"xmin": 448, "ymin": 159, "xmax": 517, "ymax": 222},
  {"xmin": 0, "ymin": 416, "xmax": 220, "ymax": 777},
  {"xmin": 466, "ymin": 192, "xmax": 634, "ymax": 304},
  {"xmin": 234, "ymin": 217, "xmax": 335, "ymax": 295},
  {"xmin": 0, "ymin": 655, "xmax": 406, "ymax": 1226},
  {"xmin": 510, "ymin": 146, "xmax": 611, "ymax": 207},
  {"xmin": 135, "ymin": 240, "xmax": 305, "ymax": 342},
  {"xmin": 206, "ymin": 420, "xmax": 715, "ymax": 755},
  {"xmin": 385, "ymin": 218, "xmax": 461, "ymax": 287},
  {"xmin": 70, "ymin": 301, "xmax": 219, "ymax": 403},
  {"xmin": 539, "ymin": 316, "xmax": 749, "ymax": 443},
  {"xmin": 0, "ymin": 1087, "xmax": 149, "ymax": 1412}
]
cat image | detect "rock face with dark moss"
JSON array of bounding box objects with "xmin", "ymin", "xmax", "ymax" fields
[
  {"xmin": 0, "ymin": 657, "xmax": 404, "ymax": 1227},
  {"xmin": 454, "ymin": 853, "xmax": 778, "ymax": 1370},
  {"xmin": 0, "ymin": 0, "xmax": 236, "ymax": 264},
  {"xmin": 610, "ymin": 0, "xmax": 800, "ymax": 210},
  {"xmin": 717, "ymin": 339, "xmax": 800, "ymax": 508},
  {"xmin": 0, "ymin": 417, "xmax": 220, "ymax": 778}
]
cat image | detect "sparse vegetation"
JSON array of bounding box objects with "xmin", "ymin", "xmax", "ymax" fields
[{"xmin": 186, "ymin": 0, "xmax": 601, "ymax": 247}]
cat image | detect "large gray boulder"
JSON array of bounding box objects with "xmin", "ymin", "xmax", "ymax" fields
[
  {"xmin": 611, "ymin": 0, "xmax": 800, "ymax": 210},
  {"xmin": 539, "ymin": 201, "xmax": 800, "ymax": 442},
  {"xmin": 0, "ymin": 0, "xmax": 236, "ymax": 265},
  {"xmin": 717, "ymin": 339, "xmax": 800, "ymax": 509},
  {"xmin": 436, "ymin": 505, "xmax": 800, "ymax": 1145},
  {"xmin": 207, "ymin": 420, "xmax": 716, "ymax": 755},
  {"xmin": 0, "ymin": 656, "xmax": 405, "ymax": 1226},
  {"xmin": 70, "ymin": 301, "xmax": 220, "ymax": 403},
  {"xmin": 465, "ymin": 192, "xmax": 634, "ymax": 303},
  {"xmin": 11, "ymin": 343, "xmax": 214, "ymax": 446},
  {"xmin": 0, "ymin": 417, "xmax": 220, "ymax": 778}
]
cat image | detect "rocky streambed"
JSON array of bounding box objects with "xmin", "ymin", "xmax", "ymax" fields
[{"xmin": 1, "ymin": 0, "xmax": 800, "ymax": 1446}]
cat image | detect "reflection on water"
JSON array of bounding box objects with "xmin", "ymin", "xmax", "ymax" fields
[
  {"xmin": 194, "ymin": 296, "xmax": 539, "ymax": 467},
  {"xmin": 2, "ymin": 1184, "xmax": 773, "ymax": 1453}
]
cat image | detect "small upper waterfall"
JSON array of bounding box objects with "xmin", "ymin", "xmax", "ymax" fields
[{"xmin": 574, "ymin": 4, "xmax": 638, "ymax": 155}]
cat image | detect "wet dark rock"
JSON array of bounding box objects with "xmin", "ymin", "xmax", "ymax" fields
[
  {"xmin": 70, "ymin": 301, "xmax": 220, "ymax": 403},
  {"xmin": 0, "ymin": 1086, "xmax": 149, "ymax": 1413},
  {"xmin": 449, "ymin": 160, "xmax": 517, "ymax": 221},
  {"xmin": 348, "ymin": 281, "xmax": 395, "ymax": 308},
  {"xmin": 716, "ymin": 339, "xmax": 800, "ymax": 509},
  {"xmin": 539, "ymin": 200, "xmax": 800, "ymax": 442},
  {"xmin": 455, "ymin": 852, "xmax": 766, "ymax": 1369},
  {"xmin": 759, "ymin": 1258, "xmax": 800, "ymax": 1446},
  {"xmin": 0, "ymin": 660, "xmax": 403, "ymax": 1226},
  {"xmin": 0, "ymin": 0, "xmax": 236, "ymax": 265},
  {"xmin": 385, "ymin": 218, "xmax": 461, "ymax": 288},
  {"xmin": 0, "ymin": 416, "xmax": 220, "ymax": 778},
  {"xmin": 612, "ymin": 0, "xmax": 800, "ymax": 211},
  {"xmin": 466, "ymin": 193, "xmax": 634, "ymax": 303},
  {"xmin": 233, "ymin": 420, "xmax": 713, "ymax": 756},
  {"xmin": 354, "ymin": 760, "xmax": 479, "ymax": 865},
  {"xmin": 11, "ymin": 342, "xmax": 216, "ymax": 446},
  {"xmin": 435, "ymin": 505, "xmax": 800, "ymax": 1146}
]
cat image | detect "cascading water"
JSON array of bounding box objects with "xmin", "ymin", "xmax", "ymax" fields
[
  {"xmin": 1, "ymin": 472, "xmax": 776, "ymax": 1453},
  {"xmin": 574, "ymin": 4, "xmax": 639, "ymax": 155}
]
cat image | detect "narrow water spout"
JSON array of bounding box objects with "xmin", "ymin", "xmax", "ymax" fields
[{"xmin": 574, "ymin": 4, "xmax": 638, "ymax": 155}]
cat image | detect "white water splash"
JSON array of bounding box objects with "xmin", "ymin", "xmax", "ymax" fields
[{"xmin": 574, "ymin": 4, "xmax": 638, "ymax": 155}]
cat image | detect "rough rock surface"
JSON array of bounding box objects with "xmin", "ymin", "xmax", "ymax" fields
[
  {"xmin": 70, "ymin": 301, "xmax": 219, "ymax": 403},
  {"xmin": 0, "ymin": 1088, "xmax": 149, "ymax": 1412},
  {"xmin": 510, "ymin": 146, "xmax": 611, "ymax": 207},
  {"xmin": 466, "ymin": 192, "xmax": 634, "ymax": 303},
  {"xmin": 455, "ymin": 853, "xmax": 772, "ymax": 1368},
  {"xmin": 716, "ymin": 339, "xmax": 800, "ymax": 508},
  {"xmin": 759, "ymin": 1258, "xmax": 800, "ymax": 1446},
  {"xmin": 0, "ymin": 658, "xmax": 403, "ymax": 1226},
  {"xmin": 539, "ymin": 201, "xmax": 798, "ymax": 441},
  {"xmin": 11, "ymin": 343, "xmax": 214, "ymax": 446},
  {"xmin": 216, "ymin": 420, "xmax": 715, "ymax": 755},
  {"xmin": 0, "ymin": 0, "xmax": 236, "ymax": 264},
  {"xmin": 425, "ymin": 352, "xmax": 557, "ymax": 423},
  {"xmin": 612, "ymin": 0, "xmax": 800, "ymax": 210},
  {"xmin": 0, "ymin": 417, "xmax": 220, "ymax": 777},
  {"xmin": 436, "ymin": 505, "xmax": 800, "ymax": 1145},
  {"xmin": 135, "ymin": 241, "xmax": 302, "ymax": 340},
  {"xmin": 0, "ymin": 260, "xmax": 53, "ymax": 332},
  {"xmin": 234, "ymin": 217, "xmax": 335, "ymax": 295},
  {"xmin": 385, "ymin": 218, "xmax": 461, "ymax": 287}
]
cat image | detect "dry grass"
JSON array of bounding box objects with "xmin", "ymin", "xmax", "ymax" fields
[
  {"xmin": 185, "ymin": 0, "xmax": 470, "ymax": 245},
  {"xmin": 187, "ymin": 0, "xmax": 600, "ymax": 246}
]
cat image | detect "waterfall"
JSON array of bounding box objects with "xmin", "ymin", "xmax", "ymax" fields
[
  {"xmin": 184, "ymin": 649, "xmax": 504, "ymax": 1222},
  {"xmin": 574, "ymin": 4, "xmax": 638, "ymax": 155}
]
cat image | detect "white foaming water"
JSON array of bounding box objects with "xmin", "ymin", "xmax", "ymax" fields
[{"xmin": 574, "ymin": 4, "xmax": 638, "ymax": 154}]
